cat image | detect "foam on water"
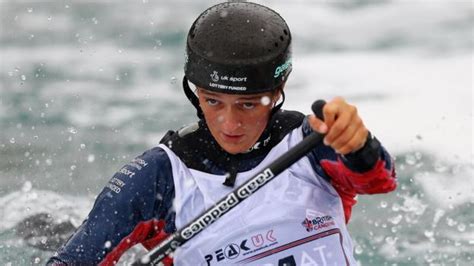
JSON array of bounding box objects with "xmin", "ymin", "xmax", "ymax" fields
[
  {"xmin": 287, "ymin": 52, "xmax": 472, "ymax": 163},
  {"xmin": 0, "ymin": 186, "xmax": 92, "ymax": 231}
]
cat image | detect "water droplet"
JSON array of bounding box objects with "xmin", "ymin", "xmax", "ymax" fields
[
  {"xmin": 260, "ymin": 96, "xmax": 271, "ymax": 106},
  {"xmin": 21, "ymin": 75, "xmax": 26, "ymax": 81},
  {"xmin": 115, "ymin": 75, "xmax": 121, "ymax": 81},
  {"xmin": 446, "ymin": 217, "xmax": 457, "ymax": 227},
  {"xmin": 67, "ymin": 127, "xmax": 77, "ymax": 134},
  {"xmin": 385, "ymin": 236, "xmax": 397, "ymax": 245},
  {"xmin": 170, "ymin": 76, "xmax": 177, "ymax": 84},
  {"xmin": 380, "ymin": 201, "xmax": 388, "ymax": 208},
  {"xmin": 434, "ymin": 161, "xmax": 448, "ymax": 173},
  {"xmin": 33, "ymin": 135, "xmax": 39, "ymax": 140},
  {"xmin": 388, "ymin": 214, "xmax": 403, "ymax": 225},
  {"xmin": 184, "ymin": 178, "xmax": 195, "ymax": 188},
  {"xmin": 47, "ymin": 16, "xmax": 52, "ymax": 21},
  {"xmin": 80, "ymin": 143, "xmax": 86, "ymax": 149},
  {"xmin": 27, "ymin": 8, "xmax": 33, "ymax": 13},
  {"xmin": 457, "ymin": 223, "xmax": 466, "ymax": 232},
  {"xmin": 9, "ymin": 138, "xmax": 15, "ymax": 144},
  {"xmin": 414, "ymin": 152, "xmax": 422, "ymax": 160},
  {"xmin": 104, "ymin": 241, "xmax": 112, "ymax": 248},
  {"xmin": 140, "ymin": 255, "xmax": 151, "ymax": 264},
  {"xmin": 45, "ymin": 158, "xmax": 53, "ymax": 165},
  {"xmin": 391, "ymin": 203, "xmax": 400, "ymax": 212},
  {"xmin": 405, "ymin": 153, "xmax": 416, "ymax": 165},
  {"xmin": 432, "ymin": 209, "xmax": 445, "ymax": 225},
  {"xmin": 354, "ymin": 245, "xmax": 363, "ymax": 254},
  {"xmin": 87, "ymin": 154, "xmax": 95, "ymax": 163},
  {"xmin": 22, "ymin": 181, "xmax": 33, "ymax": 192},
  {"xmin": 24, "ymin": 151, "xmax": 30, "ymax": 157},
  {"xmin": 156, "ymin": 193, "xmax": 163, "ymax": 201},
  {"xmin": 424, "ymin": 230, "xmax": 434, "ymax": 238},
  {"xmin": 70, "ymin": 165, "xmax": 77, "ymax": 171},
  {"xmin": 34, "ymin": 257, "xmax": 40, "ymax": 264}
]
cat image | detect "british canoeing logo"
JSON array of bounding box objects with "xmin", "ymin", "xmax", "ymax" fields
[{"xmin": 301, "ymin": 215, "xmax": 335, "ymax": 232}]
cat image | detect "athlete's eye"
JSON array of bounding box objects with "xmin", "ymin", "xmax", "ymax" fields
[
  {"xmin": 242, "ymin": 102, "xmax": 255, "ymax": 110},
  {"xmin": 205, "ymin": 98, "xmax": 219, "ymax": 106}
]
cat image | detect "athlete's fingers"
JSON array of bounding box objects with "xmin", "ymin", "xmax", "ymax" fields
[
  {"xmin": 308, "ymin": 115, "xmax": 328, "ymax": 134},
  {"xmin": 336, "ymin": 127, "xmax": 368, "ymax": 155},
  {"xmin": 324, "ymin": 103, "xmax": 356, "ymax": 146},
  {"xmin": 331, "ymin": 118, "xmax": 362, "ymax": 152},
  {"xmin": 322, "ymin": 99, "xmax": 340, "ymax": 130}
]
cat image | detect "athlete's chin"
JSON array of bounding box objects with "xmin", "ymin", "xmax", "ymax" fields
[{"xmin": 218, "ymin": 141, "xmax": 252, "ymax": 155}]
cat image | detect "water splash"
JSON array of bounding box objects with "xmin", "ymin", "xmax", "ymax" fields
[
  {"xmin": 260, "ymin": 96, "xmax": 271, "ymax": 106},
  {"xmin": 87, "ymin": 154, "xmax": 95, "ymax": 163}
]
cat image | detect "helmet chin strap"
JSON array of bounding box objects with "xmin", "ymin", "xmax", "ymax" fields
[
  {"xmin": 182, "ymin": 76, "xmax": 286, "ymax": 120},
  {"xmin": 183, "ymin": 76, "xmax": 204, "ymax": 119},
  {"xmin": 271, "ymin": 90, "xmax": 285, "ymax": 116}
]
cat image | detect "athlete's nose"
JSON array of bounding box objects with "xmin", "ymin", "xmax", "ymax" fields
[{"xmin": 219, "ymin": 106, "xmax": 242, "ymax": 133}]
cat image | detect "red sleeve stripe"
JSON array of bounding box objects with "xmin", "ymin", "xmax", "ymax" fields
[
  {"xmin": 321, "ymin": 158, "xmax": 397, "ymax": 223},
  {"xmin": 99, "ymin": 219, "xmax": 172, "ymax": 266}
]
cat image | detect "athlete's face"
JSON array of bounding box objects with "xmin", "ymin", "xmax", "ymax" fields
[{"xmin": 197, "ymin": 88, "xmax": 280, "ymax": 154}]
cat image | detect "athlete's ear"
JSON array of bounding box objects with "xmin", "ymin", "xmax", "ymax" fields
[{"xmin": 272, "ymin": 83, "xmax": 285, "ymax": 105}]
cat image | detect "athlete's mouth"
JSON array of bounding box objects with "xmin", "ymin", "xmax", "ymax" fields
[{"xmin": 221, "ymin": 133, "xmax": 244, "ymax": 143}]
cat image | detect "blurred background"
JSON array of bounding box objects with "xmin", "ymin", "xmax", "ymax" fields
[{"xmin": 0, "ymin": 0, "xmax": 472, "ymax": 265}]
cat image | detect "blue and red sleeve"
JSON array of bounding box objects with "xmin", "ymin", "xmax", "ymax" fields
[
  {"xmin": 47, "ymin": 147, "xmax": 176, "ymax": 265},
  {"xmin": 302, "ymin": 118, "xmax": 397, "ymax": 223}
]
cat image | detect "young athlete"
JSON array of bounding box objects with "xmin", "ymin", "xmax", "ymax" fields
[{"xmin": 48, "ymin": 2, "xmax": 396, "ymax": 265}]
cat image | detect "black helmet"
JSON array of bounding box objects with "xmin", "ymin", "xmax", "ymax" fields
[
  {"xmin": 182, "ymin": 1, "xmax": 292, "ymax": 117},
  {"xmin": 185, "ymin": 1, "xmax": 292, "ymax": 94}
]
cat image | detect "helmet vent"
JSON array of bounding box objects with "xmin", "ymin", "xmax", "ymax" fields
[{"xmin": 283, "ymin": 29, "xmax": 288, "ymax": 35}]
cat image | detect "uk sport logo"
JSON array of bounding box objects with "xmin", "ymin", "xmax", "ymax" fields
[{"xmin": 210, "ymin": 71, "xmax": 219, "ymax": 82}]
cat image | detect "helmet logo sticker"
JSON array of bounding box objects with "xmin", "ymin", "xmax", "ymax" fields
[
  {"xmin": 274, "ymin": 59, "xmax": 292, "ymax": 78},
  {"xmin": 210, "ymin": 71, "xmax": 220, "ymax": 82},
  {"xmin": 209, "ymin": 70, "xmax": 248, "ymax": 91}
]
